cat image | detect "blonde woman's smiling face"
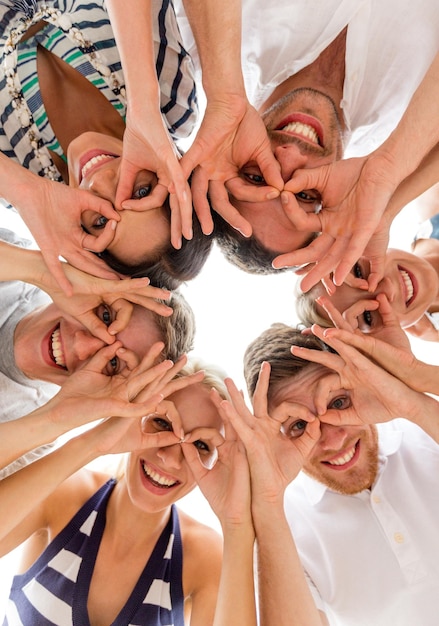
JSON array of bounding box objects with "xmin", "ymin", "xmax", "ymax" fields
[{"xmin": 67, "ymin": 131, "xmax": 171, "ymax": 267}]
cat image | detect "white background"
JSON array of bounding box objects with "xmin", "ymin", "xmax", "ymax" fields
[{"xmin": 1, "ymin": 194, "xmax": 439, "ymax": 614}]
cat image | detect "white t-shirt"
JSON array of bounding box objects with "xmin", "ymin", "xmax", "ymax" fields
[
  {"xmin": 0, "ymin": 229, "xmax": 59, "ymax": 478},
  {"xmin": 284, "ymin": 419, "xmax": 439, "ymax": 625},
  {"xmin": 176, "ymin": 0, "xmax": 439, "ymax": 157}
]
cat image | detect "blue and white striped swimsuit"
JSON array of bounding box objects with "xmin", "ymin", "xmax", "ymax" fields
[
  {"xmin": 4, "ymin": 479, "xmax": 185, "ymax": 626},
  {"xmin": 0, "ymin": 0, "xmax": 198, "ymax": 182}
]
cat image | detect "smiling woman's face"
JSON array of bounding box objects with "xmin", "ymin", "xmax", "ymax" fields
[{"xmin": 67, "ymin": 131, "xmax": 171, "ymax": 267}]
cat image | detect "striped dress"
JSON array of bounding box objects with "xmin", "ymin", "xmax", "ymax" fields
[
  {"xmin": 0, "ymin": 0, "xmax": 198, "ymax": 182},
  {"xmin": 3, "ymin": 479, "xmax": 186, "ymax": 626}
]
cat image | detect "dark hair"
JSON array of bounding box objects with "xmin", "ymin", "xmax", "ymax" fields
[
  {"xmin": 212, "ymin": 211, "xmax": 314, "ymax": 275},
  {"xmin": 243, "ymin": 323, "xmax": 333, "ymax": 403},
  {"xmin": 98, "ymin": 197, "xmax": 213, "ymax": 289}
]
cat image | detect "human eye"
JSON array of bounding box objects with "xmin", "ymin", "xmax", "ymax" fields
[
  {"xmin": 362, "ymin": 310, "xmax": 373, "ymax": 328},
  {"xmin": 93, "ymin": 215, "xmax": 109, "ymax": 230},
  {"xmin": 103, "ymin": 354, "xmax": 121, "ymax": 376},
  {"xmin": 193, "ymin": 439, "xmax": 210, "ymax": 454},
  {"xmin": 151, "ymin": 416, "xmax": 173, "ymax": 432},
  {"xmin": 96, "ymin": 304, "xmax": 113, "ymax": 327},
  {"xmin": 282, "ymin": 418, "xmax": 308, "ymax": 439},
  {"xmin": 295, "ymin": 189, "xmax": 321, "ymax": 205},
  {"xmin": 352, "ymin": 259, "xmax": 370, "ymax": 281},
  {"xmin": 132, "ymin": 185, "xmax": 152, "ymax": 199},
  {"xmin": 240, "ymin": 166, "xmax": 266, "ymax": 186},
  {"xmin": 352, "ymin": 262, "xmax": 364, "ymax": 279},
  {"xmin": 328, "ymin": 396, "xmax": 351, "ymax": 411},
  {"xmin": 141, "ymin": 413, "xmax": 174, "ymax": 434}
]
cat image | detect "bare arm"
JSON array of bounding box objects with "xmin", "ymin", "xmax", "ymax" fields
[
  {"xmin": 0, "ymin": 342, "xmax": 178, "ymax": 471},
  {"xmin": 179, "ymin": 0, "xmax": 283, "ymax": 237},
  {"xmin": 104, "ymin": 0, "xmax": 194, "ymax": 246},
  {"xmin": 220, "ymin": 372, "xmax": 327, "ymax": 626},
  {"xmin": 183, "ymin": 402, "xmax": 257, "ymax": 626}
]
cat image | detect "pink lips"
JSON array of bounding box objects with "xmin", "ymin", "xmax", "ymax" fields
[
  {"xmin": 322, "ymin": 440, "xmax": 360, "ymax": 471},
  {"xmin": 44, "ymin": 323, "xmax": 65, "ymax": 370},
  {"xmin": 398, "ymin": 265, "xmax": 417, "ymax": 306},
  {"xmin": 274, "ymin": 113, "xmax": 324, "ymax": 146},
  {"xmin": 78, "ymin": 149, "xmax": 119, "ymax": 184},
  {"xmin": 139, "ymin": 460, "xmax": 180, "ymax": 496}
]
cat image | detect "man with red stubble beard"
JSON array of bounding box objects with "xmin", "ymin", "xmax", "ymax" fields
[{"xmin": 238, "ymin": 322, "xmax": 439, "ymax": 626}]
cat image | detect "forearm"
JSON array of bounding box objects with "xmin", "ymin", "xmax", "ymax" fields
[
  {"xmin": 0, "ymin": 237, "xmax": 49, "ymax": 285},
  {"xmin": 214, "ymin": 522, "xmax": 257, "ymax": 626},
  {"xmin": 407, "ymin": 391, "xmax": 439, "ymax": 443},
  {"xmin": 372, "ymin": 52, "xmax": 439, "ymax": 184},
  {"xmin": 0, "ymin": 394, "xmax": 93, "ymax": 471},
  {"xmin": 181, "ymin": 0, "xmax": 246, "ymax": 99},
  {"xmin": 0, "ymin": 430, "xmax": 99, "ymax": 548},
  {"xmin": 385, "ymin": 143, "xmax": 439, "ymax": 219},
  {"xmin": 105, "ymin": 0, "xmax": 160, "ymax": 111},
  {"xmin": 253, "ymin": 501, "xmax": 324, "ymax": 626}
]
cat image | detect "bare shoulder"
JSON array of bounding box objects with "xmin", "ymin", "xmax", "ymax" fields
[
  {"xmin": 177, "ymin": 508, "xmax": 223, "ymax": 624},
  {"xmin": 45, "ymin": 469, "xmax": 111, "ymax": 537},
  {"xmin": 178, "ymin": 507, "xmax": 223, "ymax": 587},
  {"xmin": 178, "ymin": 509, "xmax": 223, "ymax": 560}
]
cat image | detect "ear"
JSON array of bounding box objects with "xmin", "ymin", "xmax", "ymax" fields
[{"xmin": 405, "ymin": 314, "xmax": 439, "ymax": 342}]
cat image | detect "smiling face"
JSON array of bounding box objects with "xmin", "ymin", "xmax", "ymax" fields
[
  {"xmin": 315, "ymin": 249, "xmax": 439, "ymax": 332},
  {"xmin": 271, "ymin": 365, "xmax": 379, "ymax": 495},
  {"xmin": 230, "ymin": 88, "xmax": 344, "ymax": 254},
  {"xmin": 125, "ymin": 383, "xmax": 224, "ymax": 512},
  {"xmin": 67, "ymin": 131, "xmax": 171, "ymax": 267},
  {"xmin": 14, "ymin": 302, "xmax": 162, "ymax": 385}
]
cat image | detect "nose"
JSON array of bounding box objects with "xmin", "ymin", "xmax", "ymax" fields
[
  {"xmin": 372, "ymin": 276, "xmax": 396, "ymax": 303},
  {"xmin": 72, "ymin": 329, "xmax": 106, "ymax": 362},
  {"xmin": 156, "ymin": 443, "xmax": 183, "ymax": 470},
  {"xmin": 319, "ymin": 424, "xmax": 349, "ymax": 451},
  {"xmin": 88, "ymin": 166, "xmax": 117, "ymax": 204},
  {"xmin": 273, "ymin": 144, "xmax": 310, "ymax": 182}
]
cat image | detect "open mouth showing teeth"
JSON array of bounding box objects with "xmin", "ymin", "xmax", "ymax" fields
[
  {"xmin": 81, "ymin": 154, "xmax": 117, "ymax": 181},
  {"xmin": 325, "ymin": 442, "xmax": 357, "ymax": 467},
  {"xmin": 398, "ymin": 266, "xmax": 415, "ymax": 306},
  {"xmin": 50, "ymin": 326, "xmax": 66, "ymax": 369},
  {"xmin": 142, "ymin": 462, "xmax": 178, "ymax": 489},
  {"xmin": 278, "ymin": 121, "xmax": 321, "ymax": 145}
]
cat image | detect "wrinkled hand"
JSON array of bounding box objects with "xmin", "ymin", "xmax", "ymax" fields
[
  {"xmin": 40, "ymin": 263, "xmax": 172, "ymax": 343},
  {"xmin": 115, "ymin": 108, "xmax": 192, "ymax": 249},
  {"xmin": 219, "ymin": 367, "xmax": 319, "ymax": 505},
  {"xmin": 273, "ymin": 153, "xmax": 401, "ymax": 291},
  {"xmin": 181, "ymin": 95, "xmax": 283, "ymax": 238},
  {"xmin": 20, "ymin": 177, "xmax": 121, "ymax": 293}
]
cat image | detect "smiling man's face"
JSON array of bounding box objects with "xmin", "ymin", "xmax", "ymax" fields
[
  {"xmin": 13, "ymin": 302, "xmax": 163, "ymax": 385},
  {"xmin": 271, "ymin": 364, "xmax": 379, "ymax": 495},
  {"xmin": 229, "ymin": 87, "xmax": 345, "ymax": 254}
]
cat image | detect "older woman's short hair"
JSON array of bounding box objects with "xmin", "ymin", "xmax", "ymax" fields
[
  {"xmin": 155, "ymin": 289, "xmax": 196, "ymax": 363},
  {"xmin": 178, "ymin": 357, "xmax": 230, "ymax": 401},
  {"xmin": 294, "ymin": 280, "xmax": 332, "ymax": 328}
]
